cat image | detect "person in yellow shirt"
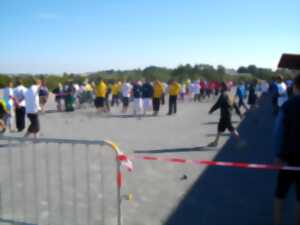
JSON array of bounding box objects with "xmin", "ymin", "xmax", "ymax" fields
[
  {"xmin": 95, "ymin": 78, "xmax": 107, "ymax": 113},
  {"xmin": 168, "ymin": 80, "xmax": 181, "ymax": 115},
  {"xmin": 0, "ymin": 99, "xmax": 8, "ymax": 133},
  {"xmin": 153, "ymin": 80, "xmax": 164, "ymax": 116},
  {"xmin": 111, "ymin": 81, "xmax": 120, "ymax": 107}
]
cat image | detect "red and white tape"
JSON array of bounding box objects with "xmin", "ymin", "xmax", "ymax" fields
[{"xmin": 119, "ymin": 155, "xmax": 300, "ymax": 171}]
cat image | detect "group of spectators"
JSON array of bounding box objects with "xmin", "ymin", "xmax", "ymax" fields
[
  {"xmin": 0, "ymin": 78, "xmax": 45, "ymax": 138},
  {"xmin": 51, "ymin": 78, "xmax": 229, "ymax": 117},
  {"xmin": 92, "ymin": 79, "xmax": 181, "ymax": 116}
]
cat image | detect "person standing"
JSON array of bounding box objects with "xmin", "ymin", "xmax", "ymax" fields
[
  {"xmin": 270, "ymin": 77, "xmax": 279, "ymax": 115},
  {"xmin": 161, "ymin": 82, "xmax": 168, "ymax": 105},
  {"xmin": 0, "ymin": 99, "xmax": 9, "ymax": 133},
  {"xmin": 63, "ymin": 81, "xmax": 76, "ymax": 112},
  {"xmin": 167, "ymin": 80, "xmax": 181, "ymax": 115},
  {"xmin": 111, "ymin": 81, "xmax": 120, "ymax": 107},
  {"xmin": 273, "ymin": 74, "xmax": 300, "ymax": 225},
  {"xmin": 248, "ymin": 80, "xmax": 258, "ymax": 109},
  {"xmin": 188, "ymin": 81, "xmax": 195, "ymax": 101},
  {"xmin": 94, "ymin": 78, "xmax": 107, "ymax": 113},
  {"xmin": 132, "ymin": 81, "xmax": 143, "ymax": 117},
  {"xmin": 142, "ymin": 80, "xmax": 153, "ymax": 115},
  {"xmin": 153, "ymin": 80, "xmax": 164, "ymax": 116},
  {"xmin": 24, "ymin": 79, "xmax": 41, "ymax": 139},
  {"xmin": 52, "ymin": 83, "xmax": 64, "ymax": 112},
  {"xmin": 180, "ymin": 82, "xmax": 186, "ymax": 101},
  {"xmin": 3, "ymin": 80, "xmax": 16, "ymax": 132},
  {"xmin": 276, "ymin": 75, "xmax": 288, "ymax": 110},
  {"xmin": 261, "ymin": 80, "xmax": 270, "ymax": 96},
  {"xmin": 104, "ymin": 81, "xmax": 111, "ymax": 113},
  {"xmin": 121, "ymin": 80, "xmax": 132, "ymax": 113},
  {"xmin": 38, "ymin": 79, "xmax": 49, "ymax": 113},
  {"xmin": 194, "ymin": 80, "xmax": 201, "ymax": 102},
  {"xmin": 13, "ymin": 79, "xmax": 27, "ymax": 132}
]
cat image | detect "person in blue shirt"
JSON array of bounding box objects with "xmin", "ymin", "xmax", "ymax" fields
[
  {"xmin": 270, "ymin": 77, "xmax": 279, "ymax": 115},
  {"xmin": 236, "ymin": 82, "xmax": 249, "ymax": 111},
  {"xmin": 273, "ymin": 74, "xmax": 300, "ymax": 225}
]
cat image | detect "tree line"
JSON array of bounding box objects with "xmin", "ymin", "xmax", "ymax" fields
[{"xmin": 0, "ymin": 64, "xmax": 291, "ymax": 90}]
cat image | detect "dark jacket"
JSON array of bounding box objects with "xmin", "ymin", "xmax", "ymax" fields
[
  {"xmin": 275, "ymin": 95, "xmax": 300, "ymax": 164},
  {"xmin": 142, "ymin": 83, "xmax": 153, "ymax": 98},
  {"xmin": 132, "ymin": 84, "xmax": 143, "ymax": 98},
  {"xmin": 209, "ymin": 92, "xmax": 241, "ymax": 119}
]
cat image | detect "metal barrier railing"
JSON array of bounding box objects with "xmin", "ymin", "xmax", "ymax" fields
[{"xmin": 0, "ymin": 136, "xmax": 131, "ymax": 225}]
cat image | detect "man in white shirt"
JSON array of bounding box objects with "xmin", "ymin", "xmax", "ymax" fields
[
  {"xmin": 180, "ymin": 83, "xmax": 186, "ymax": 101},
  {"xmin": 14, "ymin": 79, "xmax": 27, "ymax": 132},
  {"xmin": 121, "ymin": 80, "xmax": 132, "ymax": 113},
  {"xmin": 24, "ymin": 79, "xmax": 41, "ymax": 139},
  {"xmin": 261, "ymin": 80, "xmax": 270, "ymax": 95},
  {"xmin": 161, "ymin": 82, "xmax": 168, "ymax": 105},
  {"xmin": 3, "ymin": 80, "xmax": 16, "ymax": 132},
  {"xmin": 276, "ymin": 75, "xmax": 288, "ymax": 109}
]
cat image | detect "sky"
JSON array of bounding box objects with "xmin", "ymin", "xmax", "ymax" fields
[{"xmin": 0, "ymin": 0, "xmax": 299, "ymax": 74}]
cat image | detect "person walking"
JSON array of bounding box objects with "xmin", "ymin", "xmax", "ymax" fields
[
  {"xmin": 3, "ymin": 80, "xmax": 16, "ymax": 132},
  {"xmin": 236, "ymin": 82, "xmax": 249, "ymax": 111},
  {"xmin": 24, "ymin": 79, "xmax": 41, "ymax": 139},
  {"xmin": 273, "ymin": 74, "xmax": 300, "ymax": 225}
]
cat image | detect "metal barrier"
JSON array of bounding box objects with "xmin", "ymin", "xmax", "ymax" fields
[{"xmin": 0, "ymin": 136, "xmax": 130, "ymax": 225}]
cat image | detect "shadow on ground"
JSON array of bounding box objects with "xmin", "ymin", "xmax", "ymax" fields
[
  {"xmin": 0, "ymin": 218, "xmax": 37, "ymax": 225},
  {"xmin": 134, "ymin": 146, "xmax": 214, "ymax": 154},
  {"xmin": 203, "ymin": 121, "xmax": 239, "ymax": 125},
  {"xmin": 165, "ymin": 94, "xmax": 296, "ymax": 225}
]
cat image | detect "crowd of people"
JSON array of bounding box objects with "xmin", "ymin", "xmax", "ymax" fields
[
  {"xmin": 0, "ymin": 77, "xmax": 272, "ymax": 139},
  {"xmin": 0, "ymin": 78, "xmax": 42, "ymax": 138},
  {"xmin": 50, "ymin": 79, "xmax": 228, "ymax": 116}
]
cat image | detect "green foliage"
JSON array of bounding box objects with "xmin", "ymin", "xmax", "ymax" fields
[
  {"xmin": 237, "ymin": 65, "xmax": 278, "ymax": 81},
  {"xmin": 0, "ymin": 74, "xmax": 12, "ymax": 88},
  {"xmin": 0, "ymin": 63, "xmax": 280, "ymax": 89}
]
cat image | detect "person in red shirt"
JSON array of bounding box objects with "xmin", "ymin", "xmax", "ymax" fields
[{"xmin": 200, "ymin": 80, "xmax": 206, "ymax": 100}]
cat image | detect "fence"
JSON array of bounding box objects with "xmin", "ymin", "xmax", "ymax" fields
[{"xmin": 0, "ymin": 136, "xmax": 130, "ymax": 225}]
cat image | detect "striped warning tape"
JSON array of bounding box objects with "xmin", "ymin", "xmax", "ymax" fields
[{"xmin": 118, "ymin": 155, "xmax": 300, "ymax": 171}]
